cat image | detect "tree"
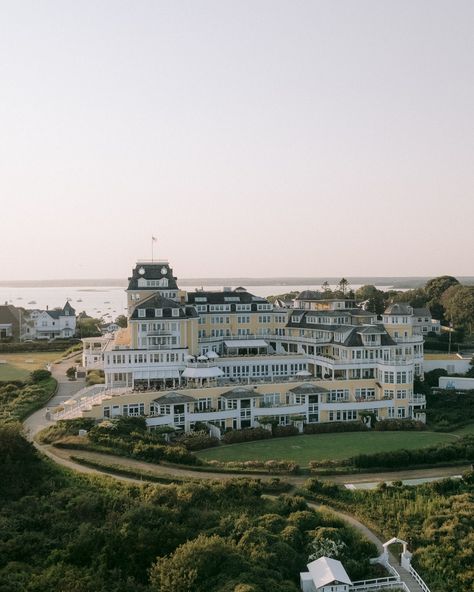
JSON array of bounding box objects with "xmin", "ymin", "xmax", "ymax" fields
[
  {"xmin": 441, "ymin": 285, "xmax": 474, "ymax": 335},
  {"xmin": 149, "ymin": 535, "xmax": 247, "ymax": 592},
  {"xmin": 355, "ymin": 285, "xmax": 386, "ymax": 315},
  {"xmin": 115, "ymin": 315, "xmax": 128, "ymax": 328},
  {"xmin": 321, "ymin": 281, "xmax": 331, "ymax": 294},
  {"xmin": 337, "ymin": 278, "xmax": 349, "ymax": 295},
  {"xmin": 66, "ymin": 366, "xmax": 76, "ymax": 380},
  {"xmin": 425, "ymin": 276, "xmax": 460, "ymax": 303},
  {"xmin": 30, "ymin": 369, "xmax": 52, "ymax": 383},
  {"xmin": 76, "ymin": 316, "xmax": 102, "ymax": 337}
]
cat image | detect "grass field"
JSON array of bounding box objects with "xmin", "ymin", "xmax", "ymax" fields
[
  {"xmin": 195, "ymin": 431, "xmax": 459, "ymax": 465},
  {"xmin": 0, "ymin": 352, "xmax": 62, "ymax": 381}
]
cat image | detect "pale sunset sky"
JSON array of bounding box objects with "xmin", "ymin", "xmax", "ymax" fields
[{"xmin": 1, "ymin": 1, "xmax": 473, "ymax": 280}]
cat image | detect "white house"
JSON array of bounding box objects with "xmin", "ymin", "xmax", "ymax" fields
[
  {"xmin": 32, "ymin": 302, "xmax": 76, "ymax": 339},
  {"xmin": 300, "ymin": 557, "xmax": 352, "ymax": 592}
]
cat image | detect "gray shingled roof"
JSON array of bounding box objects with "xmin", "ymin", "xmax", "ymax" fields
[
  {"xmin": 220, "ymin": 387, "xmax": 263, "ymax": 400},
  {"xmin": 187, "ymin": 289, "xmax": 268, "ymax": 307},
  {"xmin": 130, "ymin": 293, "xmax": 198, "ymax": 320},
  {"xmin": 153, "ymin": 392, "xmax": 196, "ymax": 404},
  {"xmin": 384, "ymin": 303, "xmax": 413, "ymax": 315},
  {"xmin": 127, "ymin": 262, "xmax": 179, "ymax": 291},
  {"xmin": 289, "ymin": 383, "xmax": 328, "ymax": 394}
]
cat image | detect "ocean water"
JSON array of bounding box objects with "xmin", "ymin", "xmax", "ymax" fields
[{"xmin": 0, "ymin": 283, "xmax": 394, "ymax": 321}]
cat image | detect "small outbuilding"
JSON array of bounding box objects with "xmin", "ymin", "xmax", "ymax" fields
[{"xmin": 300, "ymin": 557, "xmax": 352, "ymax": 592}]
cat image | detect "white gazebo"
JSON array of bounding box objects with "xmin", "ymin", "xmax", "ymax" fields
[{"xmin": 300, "ymin": 557, "xmax": 352, "ymax": 592}]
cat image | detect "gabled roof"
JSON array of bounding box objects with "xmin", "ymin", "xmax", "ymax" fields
[
  {"xmin": 63, "ymin": 301, "xmax": 76, "ymax": 315},
  {"xmin": 289, "ymin": 383, "xmax": 328, "ymax": 394},
  {"xmin": 130, "ymin": 293, "xmax": 198, "ymax": 320},
  {"xmin": 307, "ymin": 557, "xmax": 352, "ymax": 588},
  {"xmin": 220, "ymin": 387, "xmax": 263, "ymax": 400},
  {"xmin": 342, "ymin": 326, "xmax": 396, "ymax": 347},
  {"xmin": 413, "ymin": 307, "xmax": 431, "ymax": 317},
  {"xmin": 153, "ymin": 392, "xmax": 196, "ymax": 405},
  {"xmin": 0, "ymin": 305, "xmax": 20, "ymax": 325},
  {"xmin": 187, "ymin": 289, "xmax": 268, "ymax": 305},
  {"xmin": 384, "ymin": 303, "xmax": 413, "ymax": 315}
]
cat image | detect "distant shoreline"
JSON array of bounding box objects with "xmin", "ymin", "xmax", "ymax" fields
[{"xmin": 1, "ymin": 276, "xmax": 473, "ymax": 290}]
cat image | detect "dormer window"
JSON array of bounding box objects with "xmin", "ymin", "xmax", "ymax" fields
[
  {"xmin": 172, "ymin": 309, "xmax": 179, "ymax": 317},
  {"xmin": 138, "ymin": 309, "xmax": 145, "ymax": 318},
  {"xmin": 155, "ymin": 308, "xmax": 162, "ymax": 317}
]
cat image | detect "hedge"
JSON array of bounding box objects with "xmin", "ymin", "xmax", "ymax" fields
[
  {"xmin": 303, "ymin": 421, "xmax": 368, "ymax": 434},
  {"xmin": 222, "ymin": 427, "xmax": 272, "ymax": 444},
  {"xmin": 374, "ymin": 419, "xmax": 426, "ymax": 431},
  {"xmin": 0, "ymin": 340, "xmax": 79, "ymax": 353},
  {"xmin": 273, "ymin": 425, "xmax": 299, "ymax": 438},
  {"xmin": 351, "ymin": 435, "xmax": 474, "ymax": 469}
]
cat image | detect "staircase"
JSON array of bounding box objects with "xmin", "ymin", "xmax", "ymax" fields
[
  {"xmin": 52, "ymin": 386, "xmax": 130, "ymax": 420},
  {"xmin": 397, "ymin": 565, "xmax": 429, "ymax": 592}
]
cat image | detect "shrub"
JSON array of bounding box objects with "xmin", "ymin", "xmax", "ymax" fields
[
  {"xmin": 303, "ymin": 421, "xmax": 368, "ymax": 434},
  {"xmin": 222, "ymin": 427, "xmax": 272, "ymax": 444},
  {"xmin": 177, "ymin": 433, "xmax": 219, "ymax": 451},
  {"xmin": 30, "ymin": 369, "xmax": 52, "ymax": 383},
  {"xmin": 273, "ymin": 425, "xmax": 299, "ymax": 438},
  {"xmin": 374, "ymin": 419, "xmax": 425, "ymax": 431}
]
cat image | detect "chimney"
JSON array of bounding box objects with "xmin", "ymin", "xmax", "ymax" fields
[{"xmin": 46, "ymin": 305, "xmax": 49, "ymax": 311}]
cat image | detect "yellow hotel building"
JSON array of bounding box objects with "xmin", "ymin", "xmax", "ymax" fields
[{"xmin": 77, "ymin": 261, "xmax": 426, "ymax": 433}]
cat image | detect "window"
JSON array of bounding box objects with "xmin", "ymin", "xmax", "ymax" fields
[
  {"xmin": 172, "ymin": 308, "xmax": 180, "ymax": 317},
  {"xmin": 138, "ymin": 309, "xmax": 145, "ymax": 318},
  {"xmin": 155, "ymin": 308, "xmax": 162, "ymax": 317},
  {"xmin": 263, "ymin": 393, "xmax": 280, "ymax": 406},
  {"xmin": 196, "ymin": 397, "xmax": 212, "ymax": 411}
]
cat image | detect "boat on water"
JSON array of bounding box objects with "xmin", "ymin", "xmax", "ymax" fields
[
  {"xmin": 77, "ymin": 299, "xmax": 83, "ymax": 302},
  {"xmin": 28, "ymin": 301, "xmax": 36, "ymax": 305}
]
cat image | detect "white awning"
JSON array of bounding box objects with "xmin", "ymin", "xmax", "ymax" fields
[
  {"xmin": 181, "ymin": 367, "xmax": 224, "ymax": 379},
  {"xmin": 224, "ymin": 339, "xmax": 268, "ymax": 348},
  {"xmin": 206, "ymin": 351, "xmax": 219, "ymax": 359}
]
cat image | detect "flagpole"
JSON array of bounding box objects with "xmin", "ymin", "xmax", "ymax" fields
[{"xmin": 151, "ymin": 237, "xmax": 154, "ymax": 262}]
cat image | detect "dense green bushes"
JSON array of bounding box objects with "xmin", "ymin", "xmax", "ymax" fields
[
  {"xmin": 176, "ymin": 432, "xmax": 219, "ymax": 451},
  {"xmin": 205, "ymin": 459, "xmax": 300, "ymax": 474},
  {"xmin": 273, "ymin": 425, "xmax": 300, "ymax": 438},
  {"xmin": 426, "ymin": 390, "xmax": 474, "ymax": 430},
  {"xmin": 374, "ymin": 419, "xmax": 425, "ymax": 431},
  {"xmin": 351, "ymin": 435, "xmax": 474, "ymax": 469},
  {"xmin": 30, "ymin": 369, "xmax": 52, "ymax": 383},
  {"xmin": 0, "ymin": 340, "xmax": 78, "ymax": 353},
  {"xmin": 0, "ymin": 377, "xmax": 57, "ymax": 422},
  {"xmin": 222, "ymin": 426, "xmax": 272, "ymax": 444},
  {"xmin": 303, "ymin": 421, "xmax": 368, "ymax": 434}
]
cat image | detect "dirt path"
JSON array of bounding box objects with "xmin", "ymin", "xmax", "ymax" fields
[{"xmin": 37, "ymin": 443, "xmax": 469, "ymax": 488}]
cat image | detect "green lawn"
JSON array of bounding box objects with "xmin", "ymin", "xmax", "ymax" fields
[
  {"xmin": 196, "ymin": 431, "xmax": 458, "ymax": 466},
  {"xmin": 0, "ymin": 352, "xmax": 61, "ymax": 381},
  {"xmin": 0, "ymin": 363, "xmax": 30, "ymax": 381}
]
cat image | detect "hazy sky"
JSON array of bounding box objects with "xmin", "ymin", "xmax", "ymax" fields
[{"xmin": 1, "ymin": 1, "xmax": 473, "ymax": 280}]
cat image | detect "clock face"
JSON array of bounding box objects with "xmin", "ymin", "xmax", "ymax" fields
[
  {"xmin": 138, "ymin": 267, "xmax": 145, "ymax": 275},
  {"xmin": 161, "ymin": 266, "xmax": 167, "ymax": 275}
]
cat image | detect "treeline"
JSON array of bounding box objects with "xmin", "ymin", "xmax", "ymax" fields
[
  {"xmin": 300, "ymin": 473, "xmax": 474, "ymax": 592},
  {"xmin": 0, "ymin": 422, "xmax": 383, "ymax": 591}
]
